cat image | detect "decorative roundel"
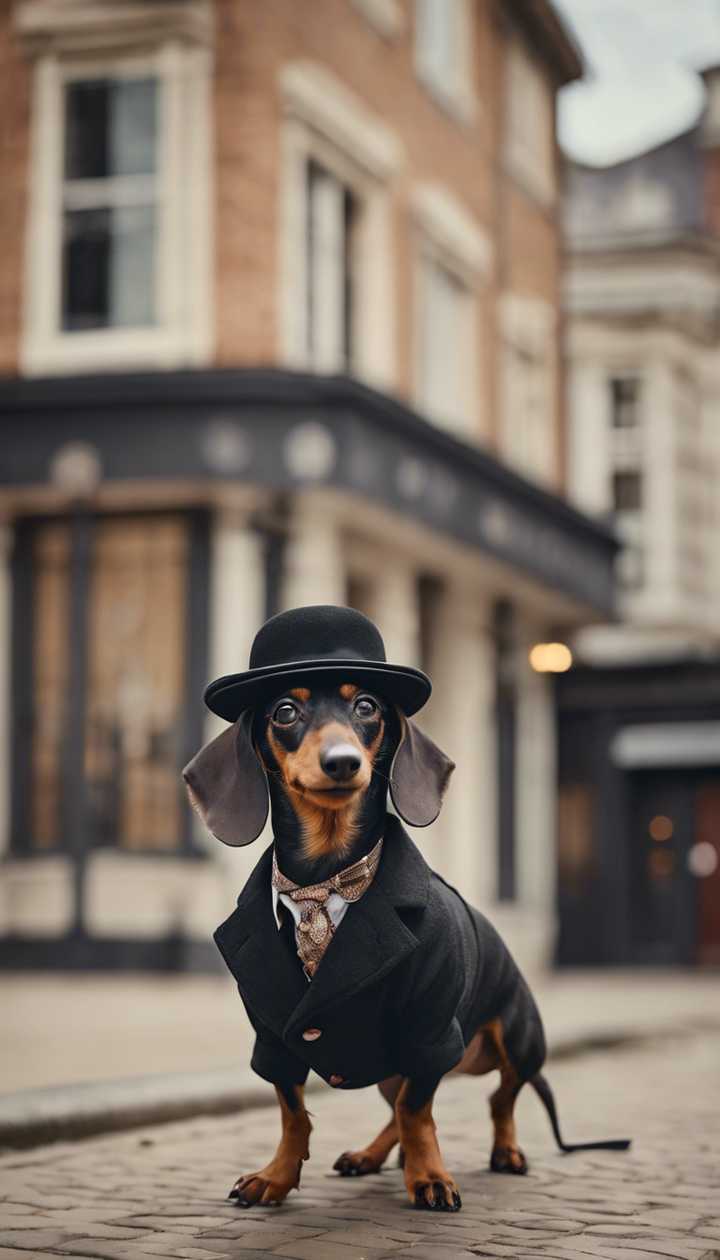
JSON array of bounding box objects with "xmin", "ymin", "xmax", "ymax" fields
[
  {"xmin": 49, "ymin": 442, "xmax": 102, "ymax": 495},
  {"xmin": 284, "ymin": 422, "xmax": 337, "ymax": 480},
  {"xmin": 202, "ymin": 418, "xmax": 252, "ymax": 473}
]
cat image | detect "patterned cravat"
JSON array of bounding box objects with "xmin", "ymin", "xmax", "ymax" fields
[{"xmin": 271, "ymin": 837, "xmax": 383, "ymax": 980}]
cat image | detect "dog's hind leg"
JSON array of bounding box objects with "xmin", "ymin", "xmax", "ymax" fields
[
  {"xmin": 333, "ymin": 1075, "xmax": 402, "ymax": 1176},
  {"xmin": 483, "ymin": 1020, "xmax": 528, "ymax": 1175},
  {"xmin": 489, "ymin": 1067, "xmax": 527, "ymax": 1174}
]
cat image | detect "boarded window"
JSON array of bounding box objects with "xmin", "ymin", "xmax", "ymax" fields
[{"xmin": 27, "ymin": 515, "xmax": 189, "ymax": 853}]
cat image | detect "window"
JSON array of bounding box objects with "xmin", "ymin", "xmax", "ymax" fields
[
  {"xmin": 417, "ymin": 252, "xmax": 475, "ymax": 433},
  {"xmin": 414, "ymin": 0, "xmax": 474, "ymax": 119},
  {"xmin": 504, "ymin": 41, "xmax": 555, "ymax": 206},
  {"xmin": 610, "ymin": 377, "xmax": 641, "ymax": 428},
  {"xmin": 16, "ymin": 514, "xmax": 203, "ymax": 854},
  {"xmin": 280, "ymin": 61, "xmax": 399, "ymax": 387},
  {"xmin": 612, "ymin": 470, "xmax": 642, "ymax": 512},
  {"xmin": 62, "ymin": 76, "xmax": 158, "ymax": 332},
  {"xmin": 23, "ymin": 36, "xmax": 212, "ymax": 374},
  {"xmin": 305, "ymin": 161, "xmax": 358, "ymax": 372},
  {"xmin": 502, "ymin": 343, "xmax": 552, "ymax": 477},
  {"xmin": 499, "ymin": 295, "xmax": 556, "ymax": 484}
]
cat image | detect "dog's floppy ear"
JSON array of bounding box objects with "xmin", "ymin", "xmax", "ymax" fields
[
  {"xmin": 182, "ymin": 710, "xmax": 268, "ymax": 846},
  {"xmin": 389, "ymin": 712, "xmax": 455, "ymax": 827}
]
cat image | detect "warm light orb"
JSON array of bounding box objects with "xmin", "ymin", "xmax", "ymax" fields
[
  {"xmin": 529, "ymin": 642, "xmax": 573, "ymax": 673},
  {"xmin": 648, "ymin": 815, "xmax": 673, "ymax": 842}
]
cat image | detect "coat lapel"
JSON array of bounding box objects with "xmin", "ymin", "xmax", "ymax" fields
[
  {"xmin": 215, "ymin": 817, "xmax": 431, "ymax": 1041},
  {"xmin": 214, "ymin": 844, "xmax": 308, "ymax": 1036}
]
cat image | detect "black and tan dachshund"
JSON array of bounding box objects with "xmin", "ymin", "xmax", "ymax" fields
[{"xmin": 184, "ymin": 611, "xmax": 630, "ymax": 1213}]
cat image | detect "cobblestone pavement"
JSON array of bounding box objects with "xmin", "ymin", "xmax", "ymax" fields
[{"xmin": 1, "ymin": 1032, "xmax": 719, "ymax": 1260}]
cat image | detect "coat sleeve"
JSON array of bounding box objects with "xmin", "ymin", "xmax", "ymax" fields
[
  {"xmin": 393, "ymin": 930, "xmax": 466, "ymax": 1081},
  {"xmin": 244, "ymin": 1001, "xmax": 310, "ymax": 1086}
]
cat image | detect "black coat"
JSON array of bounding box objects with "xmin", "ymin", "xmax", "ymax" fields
[{"xmin": 214, "ymin": 814, "xmax": 546, "ymax": 1090}]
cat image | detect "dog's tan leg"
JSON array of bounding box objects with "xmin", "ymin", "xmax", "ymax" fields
[
  {"xmin": 489, "ymin": 1068, "xmax": 527, "ymax": 1173},
  {"xmin": 482, "ymin": 1021, "xmax": 528, "ymax": 1175},
  {"xmin": 229, "ymin": 1085, "xmax": 311, "ymax": 1206},
  {"xmin": 395, "ymin": 1078, "xmax": 461, "ymax": 1211},
  {"xmin": 334, "ymin": 1075, "xmax": 402, "ymax": 1176}
]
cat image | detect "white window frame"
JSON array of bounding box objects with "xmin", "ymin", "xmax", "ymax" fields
[
  {"xmin": 351, "ymin": 0, "xmax": 404, "ymax": 40},
  {"xmin": 499, "ymin": 293, "xmax": 557, "ymax": 484},
  {"xmin": 411, "ymin": 184, "xmax": 489, "ymax": 438},
  {"xmin": 22, "ymin": 37, "xmax": 212, "ymax": 375},
  {"xmin": 504, "ymin": 39, "xmax": 556, "ymax": 208},
  {"xmin": 414, "ymin": 0, "xmax": 477, "ymax": 124},
  {"xmin": 279, "ymin": 61, "xmax": 401, "ymax": 389}
]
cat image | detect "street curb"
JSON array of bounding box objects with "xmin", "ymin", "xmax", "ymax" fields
[
  {"xmin": 0, "ymin": 1068, "xmax": 328, "ymax": 1152},
  {"xmin": 2, "ymin": 1019, "xmax": 716, "ymax": 1152}
]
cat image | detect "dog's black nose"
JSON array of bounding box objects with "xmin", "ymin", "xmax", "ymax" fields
[{"xmin": 321, "ymin": 743, "xmax": 362, "ymax": 782}]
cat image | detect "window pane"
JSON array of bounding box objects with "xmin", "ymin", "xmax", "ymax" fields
[
  {"xmin": 417, "ymin": 0, "xmax": 456, "ymax": 81},
  {"xmin": 613, "ymin": 470, "xmax": 642, "ymax": 511},
  {"xmin": 30, "ymin": 524, "xmax": 72, "ymax": 849},
  {"xmin": 610, "ymin": 377, "xmax": 641, "ymax": 427},
  {"xmin": 64, "ymin": 78, "xmax": 157, "ymax": 180},
  {"xmin": 420, "ymin": 257, "xmax": 469, "ymax": 431},
  {"xmin": 62, "ymin": 205, "xmax": 156, "ymax": 331},
  {"xmin": 84, "ymin": 518, "xmax": 188, "ymax": 852},
  {"xmin": 306, "ymin": 161, "xmax": 355, "ymax": 371}
]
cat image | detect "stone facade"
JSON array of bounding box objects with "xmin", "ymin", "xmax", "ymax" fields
[{"xmin": 559, "ymin": 66, "xmax": 720, "ymax": 968}]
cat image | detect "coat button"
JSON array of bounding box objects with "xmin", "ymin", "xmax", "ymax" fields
[
  {"xmin": 329, "ymin": 1074, "xmax": 344, "ymax": 1086},
  {"xmin": 302, "ymin": 1028, "xmax": 322, "ymax": 1041}
]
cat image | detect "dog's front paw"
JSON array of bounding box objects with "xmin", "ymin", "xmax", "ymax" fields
[
  {"xmin": 333, "ymin": 1149, "xmax": 384, "ymax": 1176},
  {"xmin": 406, "ymin": 1169, "xmax": 462, "ymax": 1212},
  {"xmin": 490, "ymin": 1144, "xmax": 528, "ymax": 1175},
  {"xmin": 228, "ymin": 1159, "xmax": 301, "ymax": 1207}
]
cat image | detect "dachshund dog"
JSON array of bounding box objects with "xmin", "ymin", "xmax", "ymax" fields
[{"xmin": 185, "ymin": 657, "xmax": 629, "ymax": 1213}]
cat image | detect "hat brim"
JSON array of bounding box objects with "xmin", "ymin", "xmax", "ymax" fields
[{"xmin": 204, "ymin": 659, "xmax": 431, "ymax": 722}]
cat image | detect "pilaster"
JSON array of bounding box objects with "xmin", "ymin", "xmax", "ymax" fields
[{"xmin": 420, "ymin": 587, "xmax": 496, "ymax": 906}]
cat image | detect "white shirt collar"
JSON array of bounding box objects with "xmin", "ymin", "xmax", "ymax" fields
[{"xmin": 271, "ymin": 883, "xmax": 350, "ymax": 932}]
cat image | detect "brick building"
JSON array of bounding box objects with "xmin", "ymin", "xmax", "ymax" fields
[
  {"xmin": 560, "ymin": 65, "xmax": 720, "ymax": 967},
  {"xmin": 0, "ymin": 0, "xmax": 614, "ymax": 973}
]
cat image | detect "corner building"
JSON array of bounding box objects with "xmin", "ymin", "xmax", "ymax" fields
[{"xmin": 0, "ymin": 0, "xmax": 613, "ymax": 975}]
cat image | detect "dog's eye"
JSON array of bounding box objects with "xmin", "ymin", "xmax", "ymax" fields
[
  {"xmin": 354, "ymin": 695, "xmax": 377, "ymax": 719},
  {"xmin": 273, "ymin": 701, "xmax": 298, "ymax": 726}
]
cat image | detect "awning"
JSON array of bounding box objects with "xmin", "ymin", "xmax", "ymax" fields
[{"xmin": 611, "ymin": 722, "xmax": 720, "ymax": 768}]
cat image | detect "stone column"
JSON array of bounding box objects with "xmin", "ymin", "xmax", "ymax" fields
[
  {"xmin": 281, "ymin": 495, "xmax": 346, "ymax": 610},
  {"xmin": 199, "ymin": 505, "xmax": 267, "ymax": 889},
  {"xmin": 513, "ymin": 617, "xmax": 557, "ymax": 925},
  {"xmin": 420, "ymin": 586, "xmax": 496, "ymax": 907},
  {"xmin": 205, "ymin": 505, "xmax": 266, "ymax": 742},
  {"xmin": 363, "ymin": 562, "xmax": 420, "ymax": 668}
]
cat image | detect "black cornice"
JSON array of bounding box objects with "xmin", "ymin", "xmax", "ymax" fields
[{"xmin": 0, "ymin": 367, "xmax": 617, "ymax": 615}]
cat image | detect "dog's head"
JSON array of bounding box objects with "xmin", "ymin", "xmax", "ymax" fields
[{"xmin": 183, "ymin": 681, "xmax": 454, "ymax": 852}]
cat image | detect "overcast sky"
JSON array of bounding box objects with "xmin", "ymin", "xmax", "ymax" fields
[{"xmin": 554, "ymin": 0, "xmax": 720, "ymax": 165}]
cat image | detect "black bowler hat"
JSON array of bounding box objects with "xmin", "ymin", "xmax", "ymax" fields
[{"xmin": 204, "ymin": 604, "xmax": 431, "ymax": 721}]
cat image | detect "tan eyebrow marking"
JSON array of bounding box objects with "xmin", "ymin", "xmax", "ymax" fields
[
  {"xmin": 339, "ymin": 683, "xmax": 360, "ymax": 700},
  {"xmin": 289, "ymin": 687, "xmax": 311, "ymax": 702}
]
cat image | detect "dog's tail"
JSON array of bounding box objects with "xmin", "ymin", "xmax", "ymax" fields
[{"xmin": 530, "ymin": 1073, "xmax": 631, "ymax": 1153}]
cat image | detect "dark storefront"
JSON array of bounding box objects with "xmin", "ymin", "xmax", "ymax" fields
[{"xmin": 557, "ymin": 662, "xmax": 720, "ymax": 968}]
